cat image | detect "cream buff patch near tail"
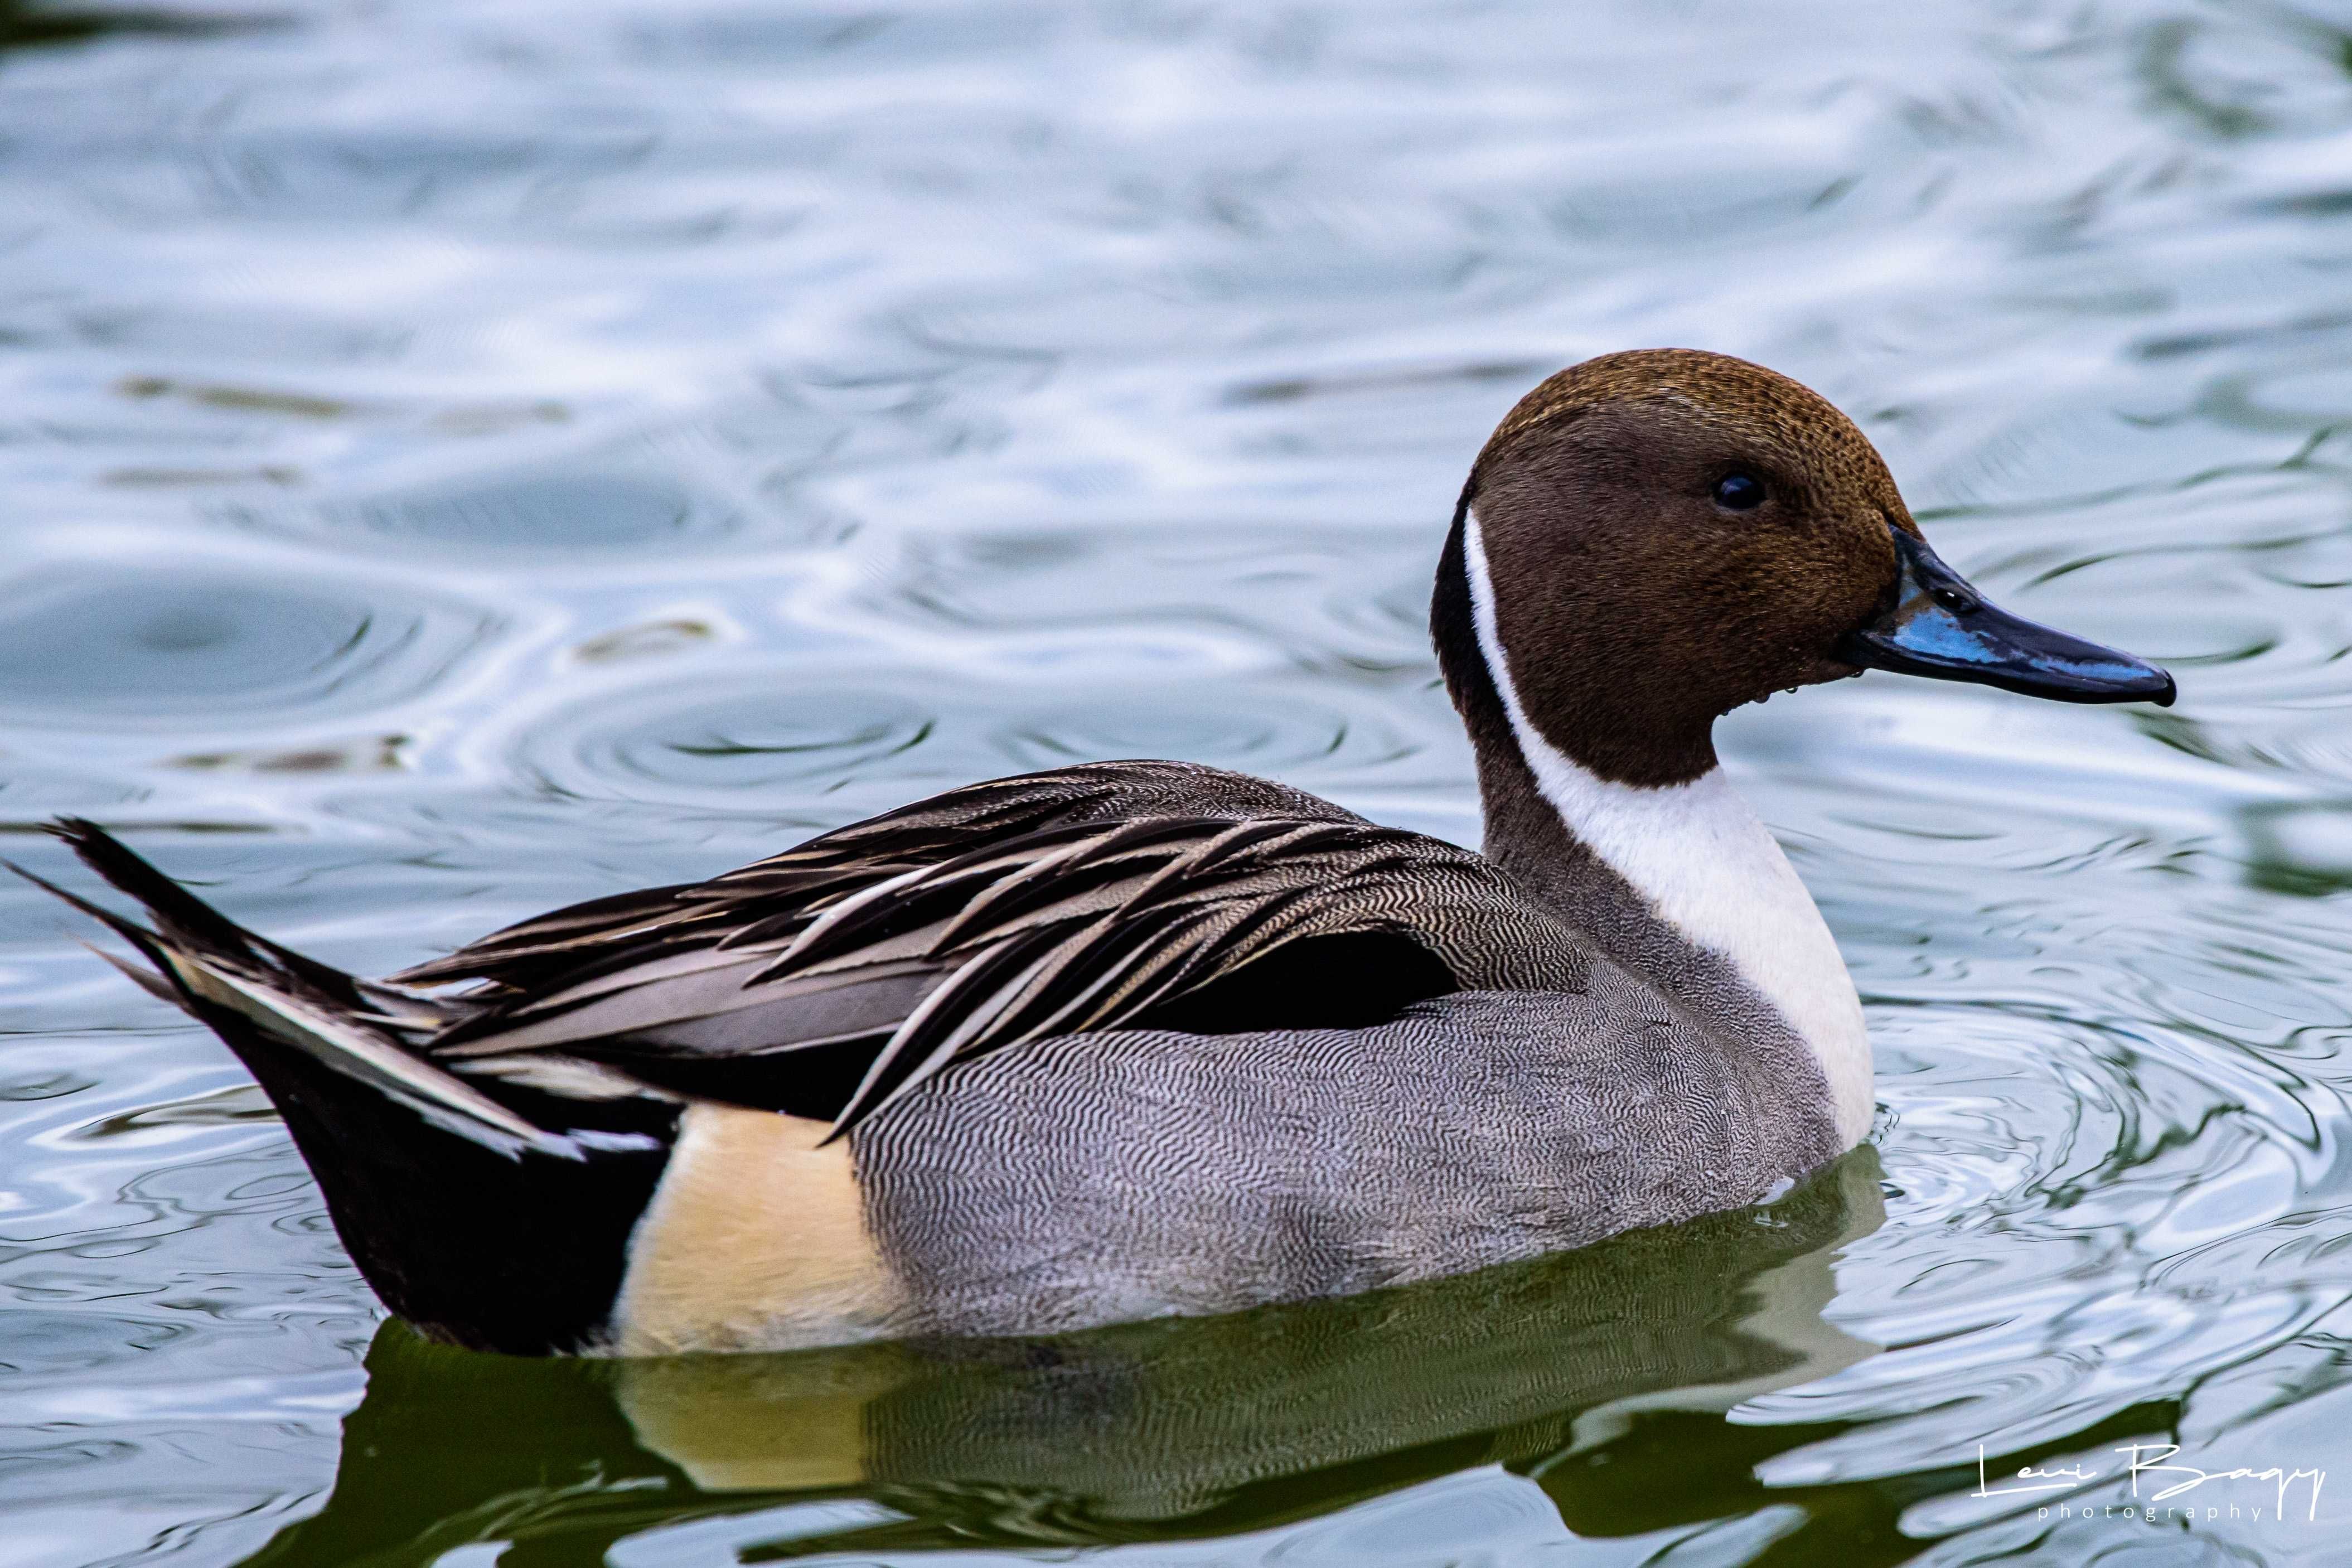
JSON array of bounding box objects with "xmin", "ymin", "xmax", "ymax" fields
[{"xmin": 608, "ymin": 1104, "xmax": 906, "ymax": 1355}]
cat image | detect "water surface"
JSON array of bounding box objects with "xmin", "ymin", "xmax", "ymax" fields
[{"xmin": 7, "ymin": 2, "xmax": 2352, "ymax": 1564}]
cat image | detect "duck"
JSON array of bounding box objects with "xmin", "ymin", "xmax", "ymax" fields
[{"xmin": 18, "ymin": 349, "xmax": 2174, "ymax": 1357}]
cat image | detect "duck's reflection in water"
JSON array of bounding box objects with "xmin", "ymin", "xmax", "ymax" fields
[{"xmin": 249, "ymin": 1150, "xmax": 1885, "ymax": 1567}]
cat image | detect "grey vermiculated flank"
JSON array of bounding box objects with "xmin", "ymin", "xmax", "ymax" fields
[{"xmin": 853, "ymin": 985, "xmax": 1840, "ymax": 1337}]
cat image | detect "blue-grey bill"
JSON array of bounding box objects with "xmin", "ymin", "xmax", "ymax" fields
[{"xmin": 1833, "ymin": 526, "xmax": 2176, "ymax": 707}]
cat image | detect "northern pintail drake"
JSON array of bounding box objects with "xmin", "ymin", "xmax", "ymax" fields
[{"xmin": 23, "ymin": 351, "xmax": 2173, "ymax": 1356}]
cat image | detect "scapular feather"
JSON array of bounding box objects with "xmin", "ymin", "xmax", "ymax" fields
[{"xmin": 361, "ymin": 762, "xmax": 1582, "ymax": 1134}]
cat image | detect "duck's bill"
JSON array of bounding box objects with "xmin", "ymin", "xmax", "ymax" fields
[{"xmin": 1834, "ymin": 527, "xmax": 2175, "ymax": 707}]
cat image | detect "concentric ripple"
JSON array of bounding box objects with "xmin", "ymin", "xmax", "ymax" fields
[
  {"xmin": 524, "ymin": 679, "xmax": 939, "ymax": 803},
  {"xmin": 500, "ymin": 665, "xmax": 1450, "ymax": 828},
  {"xmin": 322, "ymin": 468, "xmax": 739, "ymax": 552},
  {"xmin": 0, "ymin": 562, "xmax": 497, "ymax": 731}
]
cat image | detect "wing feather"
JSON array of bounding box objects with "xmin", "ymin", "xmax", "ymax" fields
[{"xmin": 396, "ymin": 762, "xmax": 1583, "ymax": 1135}]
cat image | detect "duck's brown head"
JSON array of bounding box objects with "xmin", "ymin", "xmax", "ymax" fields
[{"xmin": 1433, "ymin": 349, "xmax": 2172, "ymax": 788}]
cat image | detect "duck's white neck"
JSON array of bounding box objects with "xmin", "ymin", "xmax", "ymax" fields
[{"xmin": 1461, "ymin": 510, "xmax": 1874, "ymax": 1147}]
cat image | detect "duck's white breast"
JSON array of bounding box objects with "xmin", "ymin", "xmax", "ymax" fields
[{"xmin": 1463, "ymin": 509, "xmax": 1875, "ymax": 1146}]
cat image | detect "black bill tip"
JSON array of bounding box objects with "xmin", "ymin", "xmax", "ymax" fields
[{"xmin": 1835, "ymin": 527, "xmax": 2174, "ymax": 708}]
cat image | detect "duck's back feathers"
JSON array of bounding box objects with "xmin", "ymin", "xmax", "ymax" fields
[{"xmin": 407, "ymin": 762, "xmax": 1592, "ymax": 1135}]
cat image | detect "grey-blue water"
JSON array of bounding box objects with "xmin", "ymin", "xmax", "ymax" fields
[{"xmin": 5, "ymin": 2, "xmax": 2352, "ymax": 1564}]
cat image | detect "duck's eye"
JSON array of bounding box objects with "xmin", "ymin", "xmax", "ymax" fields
[{"xmin": 1712, "ymin": 472, "xmax": 1768, "ymax": 512}]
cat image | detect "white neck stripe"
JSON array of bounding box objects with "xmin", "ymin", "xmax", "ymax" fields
[{"xmin": 1460, "ymin": 509, "xmax": 1873, "ymax": 1146}]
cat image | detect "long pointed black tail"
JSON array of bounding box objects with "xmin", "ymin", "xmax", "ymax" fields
[{"xmin": 16, "ymin": 822, "xmax": 680, "ymax": 1354}]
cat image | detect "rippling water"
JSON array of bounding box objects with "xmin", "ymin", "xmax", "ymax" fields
[{"xmin": 6, "ymin": 1, "xmax": 2352, "ymax": 1563}]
